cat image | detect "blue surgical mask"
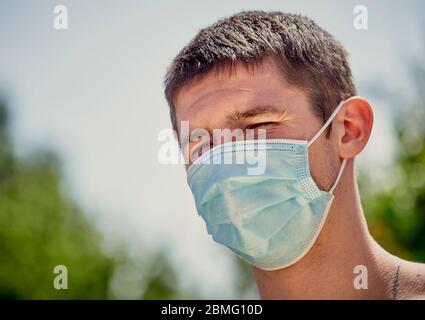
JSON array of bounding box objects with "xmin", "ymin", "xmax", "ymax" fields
[{"xmin": 187, "ymin": 97, "xmax": 354, "ymax": 270}]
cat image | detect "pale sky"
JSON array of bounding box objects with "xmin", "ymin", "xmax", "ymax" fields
[{"xmin": 0, "ymin": 0, "xmax": 424, "ymax": 298}]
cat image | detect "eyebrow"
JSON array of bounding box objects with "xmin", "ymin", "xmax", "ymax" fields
[{"xmin": 225, "ymin": 105, "xmax": 290, "ymax": 125}]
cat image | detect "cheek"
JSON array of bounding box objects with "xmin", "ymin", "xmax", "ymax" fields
[
  {"xmin": 265, "ymin": 127, "xmax": 286, "ymax": 139},
  {"xmin": 308, "ymin": 139, "xmax": 338, "ymax": 191}
]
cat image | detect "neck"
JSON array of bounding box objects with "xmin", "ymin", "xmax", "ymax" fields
[{"xmin": 251, "ymin": 161, "xmax": 398, "ymax": 299}]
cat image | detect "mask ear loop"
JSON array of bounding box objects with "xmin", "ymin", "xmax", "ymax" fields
[
  {"xmin": 329, "ymin": 158, "xmax": 347, "ymax": 194},
  {"xmin": 307, "ymin": 96, "xmax": 360, "ymax": 193},
  {"xmin": 307, "ymin": 99, "xmax": 347, "ymax": 147}
]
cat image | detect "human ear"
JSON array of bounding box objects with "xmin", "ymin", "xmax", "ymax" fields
[{"xmin": 334, "ymin": 97, "xmax": 374, "ymax": 159}]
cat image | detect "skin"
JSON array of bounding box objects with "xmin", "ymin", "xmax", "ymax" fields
[{"xmin": 173, "ymin": 57, "xmax": 425, "ymax": 299}]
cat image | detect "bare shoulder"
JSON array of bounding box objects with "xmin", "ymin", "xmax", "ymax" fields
[{"xmin": 399, "ymin": 260, "xmax": 425, "ymax": 299}]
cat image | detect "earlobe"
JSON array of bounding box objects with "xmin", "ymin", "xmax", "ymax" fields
[{"xmin": 337, "ymin": 97, "xmax": 373, "ymax": 159}]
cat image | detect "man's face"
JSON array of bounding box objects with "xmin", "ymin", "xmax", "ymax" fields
[{"xmin": 174, "ymin": 58, "xmax": 340, "ymax": 191}]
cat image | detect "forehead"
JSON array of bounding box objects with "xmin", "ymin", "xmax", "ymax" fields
[{"xmin": 173, "ymin": 58, "xmax": 311, "ymax": 129}]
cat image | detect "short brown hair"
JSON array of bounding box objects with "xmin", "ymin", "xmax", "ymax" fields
[{"xmin": 164, "ymin": 10, "xmax": 356, "ymax": 133}]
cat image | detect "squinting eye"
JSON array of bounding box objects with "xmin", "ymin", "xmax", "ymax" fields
[
  {"xmin": 246, "ymin": 122, "xmax": 276, "ymax": 130},
  {"xmin": 191, "ymin": 141, "xmax": 213, "ymax": 159}
]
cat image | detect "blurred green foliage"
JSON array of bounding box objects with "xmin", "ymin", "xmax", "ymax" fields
[
  {"xmin": 0, "ymin": 99, "xmax": 115, "ymax": 299},
  {"xmin": 0, "ymin": 99, "xmax": 181, "ymax": 299},
  {"xmin": 360, "ymin": 57, "xmax": 425, "ymax": 263},
  {"xmin": 360, "ymin": 95, "xmax": 425, "ymax": 263}
]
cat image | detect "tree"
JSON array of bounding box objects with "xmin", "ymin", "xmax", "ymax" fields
[{"xmin": 361, "ymin": 61, "xmax": 425, "ymax": 263}]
